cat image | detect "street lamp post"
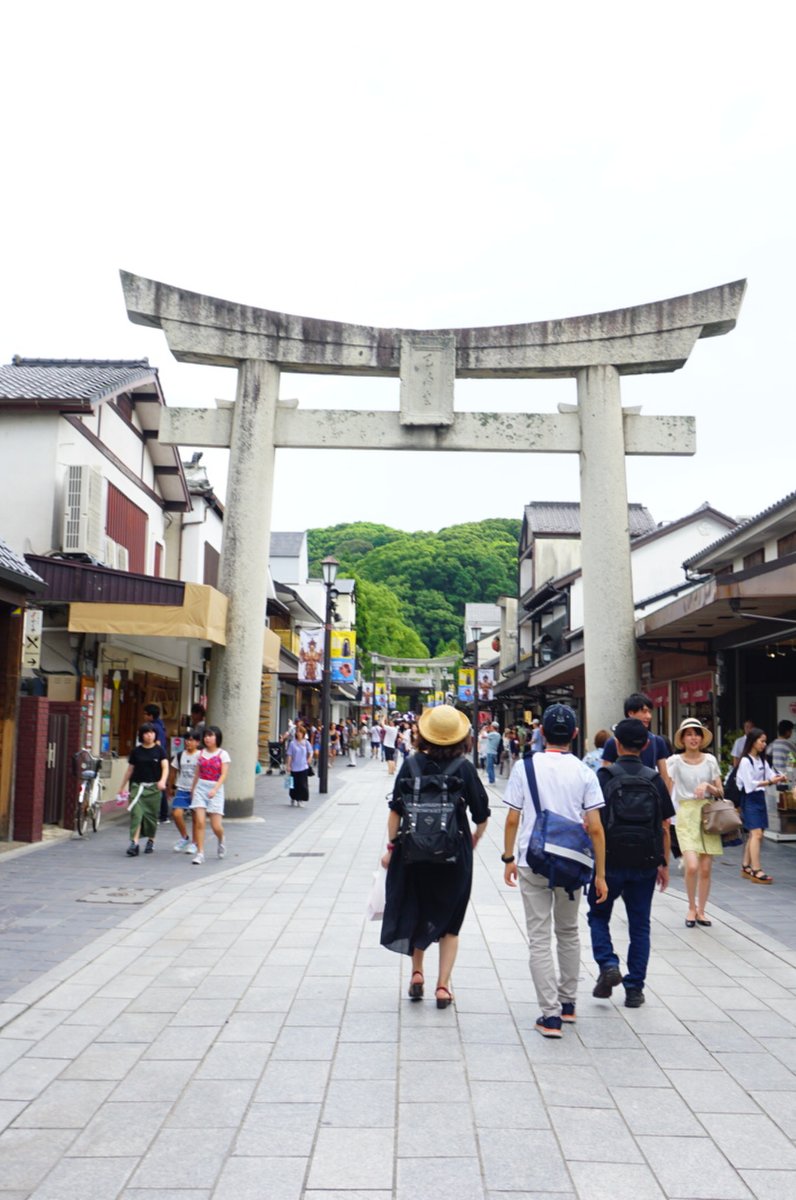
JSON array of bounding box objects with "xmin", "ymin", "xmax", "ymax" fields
[
  {"xmin": 471, "ymin": 623, "xmax": 481, "ymax": 768},
  {"xmin": 319, "ymin": 555, "xmax": 339, "ymax": 795}
]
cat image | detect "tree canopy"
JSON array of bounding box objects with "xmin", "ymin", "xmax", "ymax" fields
[{"xmin": 307, "ymin": 518, "xmax": 519, "ymax": 664}]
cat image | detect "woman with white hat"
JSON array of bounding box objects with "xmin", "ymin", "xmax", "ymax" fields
[
  {"xmin": 668, "ymin": 718, "xmax": 723, "ymax": 927},
  {"xmin": 380, "ymin": 705, "xmax": 490, "ymax": 1008}
]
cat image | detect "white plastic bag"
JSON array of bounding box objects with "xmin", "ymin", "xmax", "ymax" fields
[{"xmin": 366, "ymin": 865, "xmax": 387, "ymax": 921}]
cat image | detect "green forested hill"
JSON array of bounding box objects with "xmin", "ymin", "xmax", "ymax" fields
[{"xmin": 307, "ymin": 519, "xmax": 520, "ymax": 662}]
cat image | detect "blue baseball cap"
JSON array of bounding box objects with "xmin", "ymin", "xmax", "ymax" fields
[{"xmin": 542, "ymin": 703, "xmax": 577, "ymax": 739}]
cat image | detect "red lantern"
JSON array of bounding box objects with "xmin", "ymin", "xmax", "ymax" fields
[{"xmin": 491, "ymin": 637, "xmax": 500, "ymax": 652}]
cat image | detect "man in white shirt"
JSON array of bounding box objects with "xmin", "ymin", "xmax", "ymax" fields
[
  {"xmin": 731, "ymin": 719, "xmax": 755, "ymax": 766},
  {"xmin": 503, "ymin": 704, "xmax": 607, "ymax": 1038},
  {"xmin": 382, "ymin": 719, "xmax": 399, "ymax": 775}
]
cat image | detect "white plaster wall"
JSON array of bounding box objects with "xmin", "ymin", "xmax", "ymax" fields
[
  {"xmin": 98, "ymin": 407, "xmax": 146, "ymax": 475},
  {"xmin": 534, "ymin": 538, "xmax": 581, "ymax": 591},
  {"xmin": 0, "ymin": 413, "xmax": 61, "ymax": 555},
  {"xmin": 764, "ymin": 537, "xmax": 778, "ymax": 562},
  {"xmin": 270, "ymin": 538, "xmax": 308, "ymax": 583},
  {"xmin": 179, "ymin": 501, "xmax": 224, "ymax": 585}
]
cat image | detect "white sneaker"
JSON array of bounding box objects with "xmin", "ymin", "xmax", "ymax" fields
[
  {"xmin": 217, "ymin": 841, "xmax": 226, "ymax": 859},
  {"xmin": 186, "ymin": 842, "xmax": 198, "ymax": 855},
  {"xmin": 192, "ymin": 851, "xmax": 205, "ymax": 865},
  {"xmin": 173, "ymin": 837, "xmax": 190, "ymax": 852}
]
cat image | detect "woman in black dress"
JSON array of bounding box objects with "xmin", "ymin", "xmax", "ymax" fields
[{"xmin": 380, "ymin": 705, "xmax": 490, "ymax": 1008}]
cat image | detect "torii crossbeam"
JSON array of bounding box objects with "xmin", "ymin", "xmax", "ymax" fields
[{"xmin": 122, "ymin": 272, "xmax": 745, "ymax": 814}]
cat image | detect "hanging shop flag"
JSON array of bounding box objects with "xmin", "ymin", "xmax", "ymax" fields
[
  {"xmin": 478, "ymin": 669, "xmax": 495, "ymax": 702},
  {"xmin": 375, "ymin": 682, "xmax": 388, "ymax": 708},
  {"xmin": 458, "ymin": 668, "xmax": 474, "ymax": 702},
  {"xmin": 330, "ymin": 630, "xmax": 356, "ymax": 683},
  {"xmin": 361, "ymin": 681, "xmax": 374, "ymax": 704},
  {"xmin": 298, "ymin": 628, "xmax": 324, "ymax": 682}
]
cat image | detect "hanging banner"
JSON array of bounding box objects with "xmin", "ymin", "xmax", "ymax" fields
[
  {"xmin": 330, "ymin": 630, "xmax": 356, "ymax": 683},
  {"xmin": 375, "ymin": 682, "xmax": 388, "ymax": 708},
  {"xmin": 458, "ymin": 668, "xmax": 474, "ymax": 702},
  {"xmin": 478, "ymin": 669, "xmax": 494, "ymax": 702},
  {"xmin": 678, "ymin": 675, "xmax": 713, "ymax": 705},
  {"xmin": 361, "ymin": 681, "xmax": 374, "ymax": 705},
  {"xmin": 298, "ymin": 628, "xmax": 323, "ymax": 682}
]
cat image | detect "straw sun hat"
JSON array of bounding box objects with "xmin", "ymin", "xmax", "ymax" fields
[
  {"xmin": 418, "ymin": 704, "xmax": 470, "ymax": 746},
  {"xmin": 674, "ymin": 717, "xmax": 713, "ymax": 749}
]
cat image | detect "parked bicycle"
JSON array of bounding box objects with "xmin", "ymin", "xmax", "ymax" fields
[{"xmin": 72, "ymin": 749, "xmax": 103, "ymax": 836}]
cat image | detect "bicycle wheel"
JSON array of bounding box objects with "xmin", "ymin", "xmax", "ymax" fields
[
  {"xmin": 75, "ymin": 785, "xmax": 88, "ymax": 836},
  {"xmin": 90, "ymin": 779, "xmax": 102, "ymax": 832}
]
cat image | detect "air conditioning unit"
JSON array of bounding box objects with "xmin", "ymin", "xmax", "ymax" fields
[
  {"xmin": 104, "ymin": 537, "xmax": 118, "ymax": 567},
  {"xmin": 62, "ymin": 465, "xmax": 106, "ymax": 559},
  {"xmin": 115, "ymin": 543, "xmax": 130, "ymax": 572}
]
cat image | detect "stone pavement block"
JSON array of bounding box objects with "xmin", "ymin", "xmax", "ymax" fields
[
  {"xmin": 237, "ymin": 986, "xmax": 294, "ymax": 1012},
  {"xmin": 726, "ymin": 1008, "xmax": 796, "ymax": 1038},
  {"xmin": 234, "ymin": 1102, "xmax": 320, "ymax": 1156},
  {"xmin": 109, "ymin": 1057, "xmax": 195, "ymax": 1102},
  {"xmin": 397, "ymin": 1100, "xmax": 474, "ymax": 1157},
  {"xmin": 749, "ymin": 1089, "xmax": 796, "ymax": 1138},
  {"xmin": 11, "ymin": 1077, "xmax": 114, "ymax": 1127},
  {"xmin": 284, "ymin": 997, "xmax": 345, "ymax": 1026},
  {"xmin": 397, "ymin": 1155, "xmax": 484, "ymax": 1199},
  {"xmin": 400, "ymin": 1058, "xmax": 467, "ymax": 1094},
  {"xmin": 331, "ymin": 1042, "xmax": 397, "ymax": 1081},
  {"xmin": 550, "ymin": 1105, "xmax": 644, "ymax": 1162},
  {"xmin": 567, "ymin": 1160, "xmax": 665, "ymax": 1199},
  {"xmin": 213, "ymin": 1154, "xmax": 307, "ymax": 1200},
  {"xmin": 644, "ymin": 972, "xmax": 700, "ymax": 996},
  {"xmin": 0, "ymin": 1038, "xmax": 34, "ymax": 1072},
  {"xmin": 738, "ymin": 1169, "xmax": 796, "ymax": 1199},
  {"xmin": 453, "ymin": 988, "xmax": 511, "ymax": 1014},
  {"xmin": 96, "ymin": 1010, "xmax": 173, "ymax": 1044},
  {"xmin": 343, "ymin": 986, "xmax": 398, "ymax": 1012},
  {"xmin": 322, "ymin": 1078, "xmax": 396, "ymax": 1127},
  {"xmin": 399, "ymin": 1027, "xmax": 461, "ymax": 1061},
  {"xmin": 714, "ymin": 1051, "xmax": 796, "ymax": 1091},
  {"xmin": 339, "ymin": 1010, "xmax": 398, "ymax": 1042},
  {"xmin": 304, "ymin": 1193, "xmax": 391, "ymax": 1200},
  {"xmin": 667, "ymin": 1067, "xmax": 761, "ymax": 1113},
  {"xmin": 145, "ymin": 1024, "xmax": 217, "ymax": 1061},
  {"xmin": 637, "ymin": 1134, "xmax": 752, "ymax": 1199},
  {"xmin": 293, "ymin": 975, "xmax": 349, "ymax": 1000},
  {"xmin": 688, "ymin": 1021, "xmax": 762, "ymax": 1053},
  {"xmin": 28, "ymin": 1154, "xmax": 138, "ymax": 1199},
  {"xmin": 172, "ymin": 996, "xmax": 238, "ymax": 1026},
  {"xmin": 480, "ymin": 1128, "xmax": 571, "ymax": 1192},
  {"xmin": 129, "ymin": 1127, "xmax": 235, "ymax": 1188},
  {"xmin": 0, "ymin": 1126, "xmax": 78, "ymax": 1190},
  {"xmin": 62, "ymin": 995, "xmax": 130, "ymax": 1028},
  {"xmin": 166, "ymin": 1077, "xmax": 256, "ymax": 1126},
  {"xmin": 618, "ymin": 1005, "xmax": 689, "ymax": 1035},
  {"xmin": 520, "ymin": 1029, "xmax": 592, "ymax": 1064},
  {"xmin": 123, "ymin": 1191, "xmax": 211, "ymax": 1199},
  {"xmin": 699, "ymin": 985, "xmax": 771, "ymax": 1011},
  {"xmin": 642, "ymin": 1033, "xmax": 721, "ymax": 1070},
  {"xmin": 574, "ymin": 1016, "xmax": 642, "ymax": 1049},
  {"xmin": 611, "ymin": 1085, "xmax": 701, "ymax": 1135},
  {"xmin": 195, "ymin": 1040, "xmax": 271, "ymax": 1079},
  {"xmin": 0, "ymin": 1097, "xmax": 26, "ymax": 1132},
  {"xmin": 270, "ymin": 1024, "xmax": 338, "ymax": 1060},
  {"xmin": 471, "ymin": 1080, "xmax": 549, "ymax": 1130},
  {"xmin": 254, "ymin": 1059, "xmax": 330, "ymax": 1102},
  {"xmin": 462, "ymin": 1043, "xmax": 531, "ymax": 1081},
  {"xmin": 456, "ymin": 1012, "xmax": 520, "ymax": 1043},
  {"xmin": 61, "ymin": 1043, "xmax": 145, "ymax": 1080},
  {"xmin": 307, "ymin": 1127, "xmax": 394, "ymax": 1190},
  {"xmin": 0, "ymin": 1055, "xmax": 65, "ymax": 1101},
  {"xmin": 127, "ymin": 986, "xmax": 195, "ymax": 1012},
  {"xmin": 26, "ymin": 1022, "xmax": 105, "ymax": 1060},
  {"xmin": 587, "ymin": 1047, "xmax": 669, "ymax": 1087},
  {"xmin": 67, "ymin": 1099, "xmax": 172, "ymax": 1157},
  {"xmin": 1, "ymin": 1008, "xmax": 64, "ymax": 1041},
  {"xmin": 217, "ymin": 1011, "xmax": 284, "ymax": 1042},
  {"xmin": 700, "ymin": 1112, "xmax": 796, "ymax": 1169},
  {"xmin": 533, "ymin": 1065, "xmax": 614, "ymax": 1109}
]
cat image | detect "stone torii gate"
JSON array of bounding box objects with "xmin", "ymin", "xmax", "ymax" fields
[{"xmin": 121, "ymin": 272, "xmax": 745, "ymax": 815}]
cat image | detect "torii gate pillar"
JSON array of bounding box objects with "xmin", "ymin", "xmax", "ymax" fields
[{"xmin": 121, "ymin": 272, "xmax": 745, "ymax": 812}]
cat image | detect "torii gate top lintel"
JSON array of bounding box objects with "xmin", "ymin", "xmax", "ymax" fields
[{"xmin": 120, "ymin": 271, "xmax": 746, "ymax": 379}]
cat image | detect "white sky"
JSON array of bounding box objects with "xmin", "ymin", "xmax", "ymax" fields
[{"xmin": 2, "ymin": 1, "xmax": 792, "ymax": 534}]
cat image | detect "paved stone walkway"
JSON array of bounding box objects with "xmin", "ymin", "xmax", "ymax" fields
[{"xmin": 2, "ymin": 760, "xmax": 796, "ymax": 1198}]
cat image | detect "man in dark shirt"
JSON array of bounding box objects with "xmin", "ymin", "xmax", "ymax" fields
[
  {"xmin": 588, "ymin": 718, "xmax": 673, "ymax": 1009},
  {"xmin": 600, "ymin": 691, "xmax": 671, "ymax": 793}
]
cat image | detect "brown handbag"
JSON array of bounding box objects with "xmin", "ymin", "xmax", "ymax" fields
[{"xmin": 702, "ymin": 798, "xmax": 743, "ymax": 836}]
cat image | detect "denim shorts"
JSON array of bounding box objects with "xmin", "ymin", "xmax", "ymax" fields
[
  {"xmin": 742, "ymin": 791, "xmax": 768, "ymax": 831},
  {"xmin": 172, "ymin": 789, "xmax": 192, "ymax": 810}
]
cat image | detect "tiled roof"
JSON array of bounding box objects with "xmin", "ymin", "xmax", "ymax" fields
[
  {"xmin": 0, "ymin": 537, "xmax": 45, "ymax": 592},
  {"xmin": 0, "ymin": 357, "xmax": 156, "ymax": 404},
  {"xmin": 523, "ymin": 501, "xmax": 656, "ymax": 538},
  {"xmin": 270, "ymin": 532, "xmax": 306, "ymax": 556},
  {"xmin": 682, "ymin": 488, "xmax": 796, "ymax": 569}
]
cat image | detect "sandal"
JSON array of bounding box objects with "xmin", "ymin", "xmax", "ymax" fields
[
  {"xmin": 408, "ymin": 971, "xmax": 424, "ymax": 1001},
  {"xmin": 748, "ymin": 869, "xmax": 773, "ymax": 884},
  {"xmin": 435, "ymin": 985, "xmax": 453, "ymax": 1010},
  {"xmin": 741, "ymin": 865, "xmax": 754, "ymax": 878}
]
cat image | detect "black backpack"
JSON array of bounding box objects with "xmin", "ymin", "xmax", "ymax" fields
[
  {"xmin": 398, "ymin": 756, "xmax": 466, "ymax": 866},
  {"xmin": 724, "ymin": 765, "xmax": 743, "ymax": 805},
  {"xmin": 600, "ymin": 762, "xmax": 663, "ymax": 869}
]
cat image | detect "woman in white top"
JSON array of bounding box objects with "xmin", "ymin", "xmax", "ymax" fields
[
  {"xmin": 668, "ymin": 718, "xmax": 723, "ymax": 927},
  {"xmin": 737, "ymin": 728, "xmax": 787, "ymax": 884}
]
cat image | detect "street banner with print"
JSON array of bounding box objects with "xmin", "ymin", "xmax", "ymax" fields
[
  {"xmin": 361, "ymin": 681, "xmax": 374, "ymax": 705},
  {"xmin": 330, "ymin": 629, "xmax": 356, "ymax": 684},
  {"xmin": 458, "ymin": 668, "xmax": 474, "ymax": 702},
  {"xmin": 375, "ymin": 682, "xmax": 388, "ymax": 708},
  {"xmin": 298, "ymin": 628, "xmax": 323, "ymax": 683},
  {"xmin": 477, "ymin": 669, "xmax": 494, "ymax": 702}
]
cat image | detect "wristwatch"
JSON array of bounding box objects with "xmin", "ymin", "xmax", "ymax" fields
[{"xmin": 501, "ymin": 854, "xmax": 515, "ymax": 864}]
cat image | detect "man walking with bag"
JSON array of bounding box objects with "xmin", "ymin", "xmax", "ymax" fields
[
  {"xmin": 503, "ymin": 704, "xmax": 607, "ymax": 1038},
  {"xmin": 588, "ymin": 718, "xmax": 673, "ymax": 1008}
]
